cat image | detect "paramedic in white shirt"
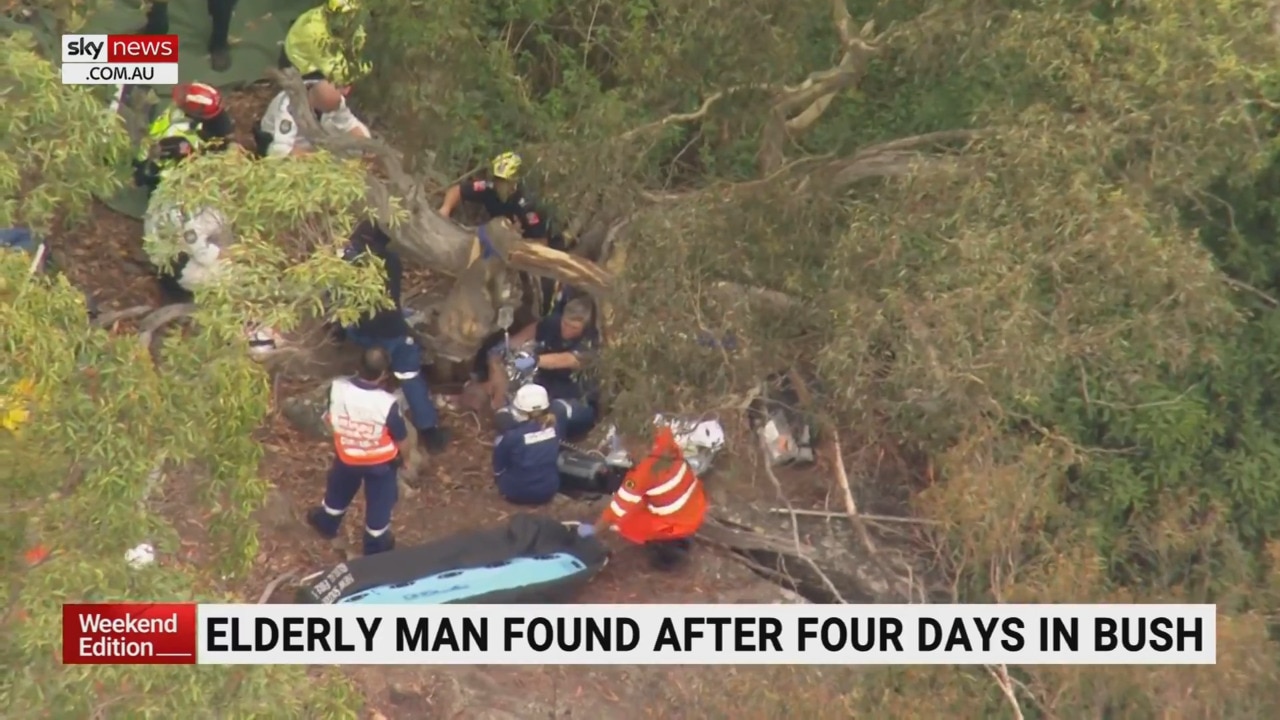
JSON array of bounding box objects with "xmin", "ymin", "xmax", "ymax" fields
[{"xmin": 256, "ymin": 80, "xmax": 370, "ymax": 158}]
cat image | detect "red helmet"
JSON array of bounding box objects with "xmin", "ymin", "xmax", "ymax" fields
[{"xmin": 172, "ymin": 82, "xmax": 223, "ymax": 120}]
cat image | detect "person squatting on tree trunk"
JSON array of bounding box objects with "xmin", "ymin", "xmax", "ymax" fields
[
  {"xmin": 438, "ymin": 151, "xmax": 573, "ymax": 309},
  {"xmin": 492, "ymin": 384, "xmax": 563, "ymax": 506},
  {"xmin": 576, "ymin": 426, "xmax": 708, "ymax": 571},
  {"xmin": 254, "ymin": 79, "xmax": 369, "ymax": 158},
  {"xmin": 339, "ymin": 220, "xmax": 450, "ymax": 453},
  {"xmin": 307, "ymin": 346, "xmax": 406, "ymax": 555}
]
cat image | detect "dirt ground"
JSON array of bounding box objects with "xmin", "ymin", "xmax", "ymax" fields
[{"xmin": 50, "ymin": 85, "xmax": 867, "ymax": 719}]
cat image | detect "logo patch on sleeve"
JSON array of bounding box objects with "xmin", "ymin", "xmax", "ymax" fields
[
  {"xmin": 472, "ymin": 180, "xmax": 488, "ymax": 191},
  {"xmin": 278, "ymin": 119, "xmax": 293, "ymax": 134}
]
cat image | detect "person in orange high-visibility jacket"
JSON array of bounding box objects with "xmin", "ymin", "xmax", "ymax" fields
[
  {"xmin": 577, "ymin": 426, "xmax": 707, "ymax": 570},
  {"xmin": 307, "ymin": 346, "xmax": 407, "ymax": 555}
]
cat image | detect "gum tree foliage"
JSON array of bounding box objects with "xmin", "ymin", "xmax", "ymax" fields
[
  {"xmin": 1, "ymin": 33, "xmax": 379, "ymax": 717},
  {"xmin": 356, "ymin": 0, "xmax": 1280, "ymax": 714}
]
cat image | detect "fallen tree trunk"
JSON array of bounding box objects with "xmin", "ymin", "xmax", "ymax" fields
[{"xmin": 271, "ymin": 70, "xmax": 616, "ymax": 361}]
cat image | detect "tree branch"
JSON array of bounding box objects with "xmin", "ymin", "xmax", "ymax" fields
[
  {"xmin": 619, "ymin": 84, "xmax": 774, "ymax": 141},
  {"xmin": 758, "ymin": 0, "xmax": 883, "ymax": 173}
]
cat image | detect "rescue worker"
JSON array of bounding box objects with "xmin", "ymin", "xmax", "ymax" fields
[
  {"xmin": 139, "ymin": 0, "xmax": 237, "ymax": 71},
  {"xmin": 307, "ymin": 346, "xmax": 406, "ymax": 555},
  {"xmin": 133, "ymin": 82, "xmax": 234, "ymax": 195},
  {"xmin": 282, "ymin": 0, "xmax": 371, "ymax": 90},
  {"xmin": 492, "ymin": 384, "xmax": 562, "ymax": 506},
  {"xmin": 576, "ymin": 425, "xmax": 708, "ymax": 570},
  {"xmin": 486, "ymin": 297, "xmax": 599, "ymax": 437},
  {"xmin": 439, "ymin": 151, "xmax": 573, "ymax": 310},
  {"xmin": 255, "ymin": 79, "xmax": 370, "ymax": 158},
  {"xmin": 340, "ymin": 220, "xmax": 450, "ymax": 453}
]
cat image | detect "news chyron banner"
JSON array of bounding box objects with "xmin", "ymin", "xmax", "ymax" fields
[
  {"xmin": 62, "ymin": 603, "xmax": 1217, "ymax": 666},
  {"xmin": 61, "ymin": 35, "xmax": 179, "ymax": 85}
]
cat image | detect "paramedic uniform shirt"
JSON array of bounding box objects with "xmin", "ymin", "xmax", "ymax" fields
[
  {"xmin": 258, "ymin": 90, "xmax": 368, "ymax": 158},
  {"xmin": 460, "ymin": 180, "xmax": 549, "ymax": 240},
  {"xmin": 534, "ymin": 316, "xmax": 598, "ymax": 401}
]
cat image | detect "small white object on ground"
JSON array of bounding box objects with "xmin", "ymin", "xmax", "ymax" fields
[{"xmin": 125, "ymin": 543, "xmax": 156, "ymax": 568}]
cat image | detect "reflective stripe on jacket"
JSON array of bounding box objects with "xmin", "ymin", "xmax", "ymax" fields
[
  {"xmin": 137, "ymin": 108, "xmax": 203, "ymax": 165},
  {"xmin": 284, "ymin": 6, "xmax": 370, "ymax": 86},
  {"xmin": 327, "ymin": 377, "xmax": 399, "ymax": 465},
  {"xmin": 602, "ymin": 426, "xmax": 707, "ymax": 543}
]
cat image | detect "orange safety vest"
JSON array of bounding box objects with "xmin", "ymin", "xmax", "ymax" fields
[
  {"xmin": 602, "ymin": 426, "xmax": 707, "ymax": 544},
  {"xmin": 325, "ymin": 377, "xmax": 400, "ymax": 465}
]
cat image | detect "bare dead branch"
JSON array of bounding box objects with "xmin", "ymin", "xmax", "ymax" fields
[
  {"xmin": 767, "ymin": 507, "xmax": 940, "ymax": 525},
  {"xmin": 758, "ymin": 438, "xmax": 850, "ymax": 603},
  {"xmin": 138, "ymin": 303, "xmax": 196, "ymax": 349},
  {"xmin": 986, "ymin": 664, "xmax": 1026, "ymax": 720},
  {"xmin": 92, "ymin": 305, "xmax": 155, "ymax": 327},
  {"xmin": 257, "ymin": 570, "xmax": 297, "ymax": 604},
  {"xmin": 619, "ymin": 84, "xmax": 774, "ymax": 141}
]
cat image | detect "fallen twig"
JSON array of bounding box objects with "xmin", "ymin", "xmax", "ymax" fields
[
  {"xmin": 92, "ymin": 304, "xmax": 155, "ymax": 328},
  {"xmin": 257, "ymin": 570, "xmax": 298, "ymax": 604},
  {"xmin": 767, "ymin": 507, "xmax": 939, "ymax": 525},
  {"xmin": 986, "ymin": 664, "xmax": 1025, "ymax": 720},
  {"xmin": 830, "ymin": 435, "xmax": 882, "ymax": 555},
  {"xmin": 758, "ymin": 438, "xmax": 849, "ymax": 603}
]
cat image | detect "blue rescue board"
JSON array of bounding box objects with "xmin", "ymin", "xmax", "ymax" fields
[
  {"xmin": 339, "ymin": 553, "xmax": 589, "ymax": 604},
  {"xmin": 297, "ymin": 514, "xmax": 608, "ymax": 605}
]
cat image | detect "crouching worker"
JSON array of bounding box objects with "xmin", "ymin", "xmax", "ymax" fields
[
  {"xmin": 487, "ymin": 298, "xmax": 600, "ymax": 438},
  {"xmin": 576, "ymin": 426, "xmax": 707, "ymax": 570},
  {"xmin": 307, "ymin": 347, "xmax": 405, "ymax": 555},
  {"xmin": 492, "ymin": 384, "xmax": 562, "ymax": 506}
]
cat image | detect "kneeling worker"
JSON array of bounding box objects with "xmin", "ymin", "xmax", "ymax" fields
[
  {"xmin": 492, "ymin": 384, "xmax": 562, "ymax": 506},
  {"xmin": 256, "ymin": 79, "xmax": 370, "ymax": 158},
  {"xmin": 487, "ymin": 297, "xmax": 599, "ymax": 437},
  {"xmin": 577, "ymin": 426, "xmax": 707, "ymax": 570},
  {"xmin": 308, "ymin": 346, "xmax": 406, "ymax": 556},
  {"xmin": 134, "ymin": 83, "xmax": 235, "ymax": 195}
]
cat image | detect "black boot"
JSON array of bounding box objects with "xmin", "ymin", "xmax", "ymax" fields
[
  {"xmin": 208, "ymin": 0, "xmax": 236, "ymax": 71},
  {"xmin": 363, "ymin": 530, "xmax": 395, "ymax": 556},
  {"xmin": 139, "ymin": 1, "xmax": 169, "ymax": 35},
  {"xmin": 306, "ymin": 506, "xmax": 342, "ymax": 539},
  {"xmin": 419, "ymin": 426, "xmax": 450, "ymax": 454},
  {"xmin": 209, "ymin": 46, "xmax": 232, "ymax": 72}
]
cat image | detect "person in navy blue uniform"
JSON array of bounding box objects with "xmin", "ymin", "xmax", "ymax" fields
[
  {"xmin": 492, "ymin": 384, "xmax": 563, "ymax": 506},
  {"xmin": 438, "ymin": 151, "xmax": 550, "ymax": 242},
  {"xmin": 340, "ymin": 219, "xmax": 450, "ymax": 453},
  {"xmin": 486, "ymin": 297, "xmax": 600, "ymax": 438},
  {"xmin": 307, "ymin": 347, "xmax": 407, "ymax": 555}
]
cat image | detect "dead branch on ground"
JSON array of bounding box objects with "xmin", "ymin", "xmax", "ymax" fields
[{"xmin": 758, "ymin": 438, "xmax": 850, "ymax": 603}]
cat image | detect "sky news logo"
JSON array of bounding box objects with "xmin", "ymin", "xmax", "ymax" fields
[
  {"xmin": 60, "ymin": 34, "xmax": 180, "ymax": 85},
  {"xmin": 62, "ymin": 34, "xmax": 179, "ymax": 64}
]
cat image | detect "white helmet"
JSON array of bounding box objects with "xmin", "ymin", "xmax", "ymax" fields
[
  {"xmin": 686, "ymin": 420, "xmax": 726, "ymax": 451},
  {"xmin": 512, "ymin": 384, "xmax": 550, "ymax": 414}
]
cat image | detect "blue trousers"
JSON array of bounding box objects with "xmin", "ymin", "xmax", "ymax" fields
[
  {"xmin": 551, "ymin": 398, "xmax": 597, "ymax": 439},
  {"xmin": 494, "ymin": 398, "xmax": 596, "ymax": 438},
  {"xmin": 315, "ymin": 458, "xmax": 399, "ymax": 553},
  {"xmin": 344, "ymin": 329, "xmax": 439, "ymax": 430}
]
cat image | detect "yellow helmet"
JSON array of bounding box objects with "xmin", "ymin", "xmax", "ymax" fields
[
  {"xmin": 326, "ymin": 0, "xmax": 358, "ymax": 13},
  {"xmin": 491, "ymin": 152, "xmax": 522, "ymax": 181}
]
